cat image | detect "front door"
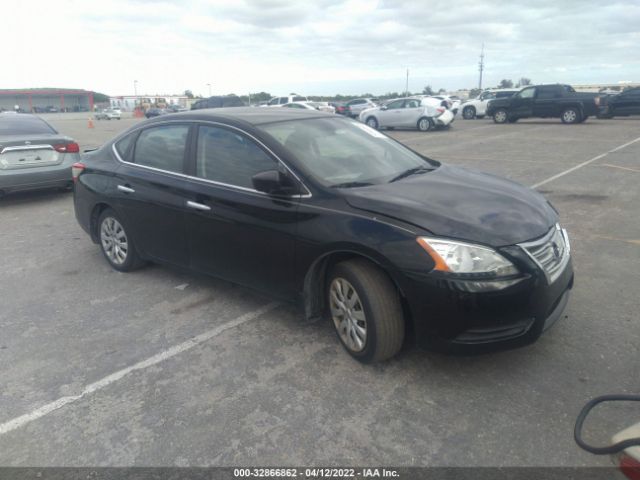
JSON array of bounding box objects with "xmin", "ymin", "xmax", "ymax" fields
[
  {"xmin": 379, "ymin": 99, "xmax": 406, "ymax": 127},
  {"xmin": 511, "ymin": 86, "xmax": 535, "ymax": 118},
  {"xmin": 184, "ymin": 124, "xmax": 300, "ymax": 297}
]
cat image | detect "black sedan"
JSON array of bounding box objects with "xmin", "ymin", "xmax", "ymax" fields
[
  {"xmin": 598, "ymin": 87, "xmax": 640, "ymax": 118},
  {"xmin": 73, "ymin": 108, "xmax": 573, "ymax": 363},
  {"xmin": 144, "ymin": 108, "xmax": 167, "ymax": 118}
]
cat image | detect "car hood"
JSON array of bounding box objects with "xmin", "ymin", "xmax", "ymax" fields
[{"xmin": 343, "ymin": 164, "xmax": 557, "ymax": 246}]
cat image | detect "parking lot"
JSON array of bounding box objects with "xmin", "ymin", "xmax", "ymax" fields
[{"xmin": 0, "ymin": 113, "xmax": 638, "ymax": 467}]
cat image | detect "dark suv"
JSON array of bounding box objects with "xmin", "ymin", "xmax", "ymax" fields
[
  {"xmin": 191, "ymin": 95, "xmax": 245, "ymax": 110},
  {"xmin": 598, "ymin": 87, "xmax": 640, "ymax": 118}
]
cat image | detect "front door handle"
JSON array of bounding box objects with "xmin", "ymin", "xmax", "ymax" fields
[
  {"xmin": 117, "ymin": 185, "xmax": 135, "ymax": 194},
  {"xmin": 186, "ymin": 200, "xmax": 211, "ymax": 211}
]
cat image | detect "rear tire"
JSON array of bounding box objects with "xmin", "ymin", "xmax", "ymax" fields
[
  {"xmin": 417, "ymin": 117, "xmax": 434, "ymax": 132},
  {"xmin": 365, "ymin": 116, "xmax": 379, "ymax": 130},
  {"xmin": 97, "ymin": 209, "xmax": 145, "ymax": 272},
  {"xmin": 327, "ymin": 259, "xmax": 404, "ymax": 363},
  {"xmin": 493, "ymin": 108, "xmax": 508, "ymax": 124},
  {"xmin": 462, "ymin": 106, "xmax": 476, "ymax": 119},
  {"xmin": 561, "ymin": 107, "xmax": 582, "ymax": 124}
]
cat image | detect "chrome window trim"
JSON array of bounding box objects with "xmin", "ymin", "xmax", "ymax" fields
[
  {"xmin": 111, "ymin": 119, "xmax": 312, "ymax": 199},
  {"xmin": 518, "ymin": 224, "xmax": 570, "ymax": 285}
]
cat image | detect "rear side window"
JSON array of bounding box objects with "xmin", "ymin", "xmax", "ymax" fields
[
  {"xmin": 293, "ymin": 96, "xmax": 306, "ymax": 102},
  {"xmin": 279, "ymin": 97, "xmax": 289, "ymax": 105},
  {"xmin": 133, "ymin": 125, "xmax": 189, "ymax": 173},
  {"xmin": 0, "ymin": 115, "xmax": 56, "ymax": 135},
  {"xmin": 196, "ymin": 125, "xmax": 277, "ymax": 189},
  {"xmin": 114, "ymin": 132, "xmax": 137, "ymax": 161}
]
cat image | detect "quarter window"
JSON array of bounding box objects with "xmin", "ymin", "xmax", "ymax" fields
[
  {"xmin": 196, "ymin": 126, "xmax": 278, "ymax": 189},
  {"xmin": 114, "ymin": 132, "xmax": 136, "ymax": 161},
  {"xmin": 133, "ymin": 125, "xmax": 189, "ymax": 173}
]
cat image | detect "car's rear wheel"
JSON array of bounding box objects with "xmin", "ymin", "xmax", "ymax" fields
[
  {"xmin": 561, "ymin": 107, "xmax": 582, "ymax": 124},
  {"xmin": 365, "ymin": 117, "xmax": 379, "ymax": 129},
  {"xmin": 417, "ymin": 117, "xmax": 434, "ymax": 132},
  {"xmin": 98, "ymin": 209, "xmax": 144, "ymax": 272},
  {"xmin": 327, "ymin": 259, "xmax": 404, "ymax": 363},
  {"xmin": 493, "ymin": 108, "xmax": 508, "ymax": 123},
  {"xmin": 462, "ymin": 106, "xmax": 476, "ymax": 119}
]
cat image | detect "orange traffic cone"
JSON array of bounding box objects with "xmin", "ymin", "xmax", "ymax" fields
[{"xmin": 88, "ymin": 117, "xmax": 94, "ymax": 129}]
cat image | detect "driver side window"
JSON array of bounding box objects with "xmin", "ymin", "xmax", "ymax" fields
[
  {"xmin": 518, "ymin": 88, "xmax": 536, "ymax": 99},
  {"xmin": 386, "ymin": 100, "xmax": 405, "ymax": 109}
]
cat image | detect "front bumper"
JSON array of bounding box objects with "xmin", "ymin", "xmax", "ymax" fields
[{"xmin": 401, "ymin": 248, "xmax": 574, "ymax": 354}]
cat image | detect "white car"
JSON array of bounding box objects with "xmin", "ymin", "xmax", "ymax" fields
[
  {"xmin": 264, "ymin": 95, "xmax": 309, "ymax": 107},
  {"xmin": 460, "ymin": 89, "xmax": 519, "ymax": 119},
  {"xmin": 282, "ymin": 101, "xmax": 336, "ymax": 113},
  {"xmin": 358, "ymin": 97, "xmax": 454, "ymax": 132},
  {"xmin": 94, "ymin": 108, "xmax": 121, "ymax": 120}
]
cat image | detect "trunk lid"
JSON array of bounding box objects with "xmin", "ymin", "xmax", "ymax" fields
[{"xmin": 0, "ymin": 134, "xmax": 72, "ymax": 170}]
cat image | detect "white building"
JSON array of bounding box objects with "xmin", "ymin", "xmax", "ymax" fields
[{"xmin": 109, "ymin": 95, "xmax": 189, "ymax": 111}]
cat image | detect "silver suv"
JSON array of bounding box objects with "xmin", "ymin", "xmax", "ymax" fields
[{"xmin": 345, "ymin": 98, "xmax": 378, "ymax": 118}]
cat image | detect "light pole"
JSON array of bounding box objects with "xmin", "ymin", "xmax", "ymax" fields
[{"xmin": 207, "ymin": 83, "xmax": 211, "ymax": 97}]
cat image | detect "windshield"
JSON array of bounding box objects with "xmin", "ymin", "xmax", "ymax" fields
[
  {"xmin": 259, "ymin": 117, "xmax": 438, "ymax": 187},
  {"xmin": 0, "ymin": 116, "xmax": 57, "ymax": 135}
]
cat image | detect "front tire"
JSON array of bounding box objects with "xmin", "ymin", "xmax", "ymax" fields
[
  {"xmin": 365, "ymin": 116, "xmax": 379, "ymax": 130},
  {"xmin": 561, "ymin": 107, "xmax": 582, "ymax": 124},
  {"xmin": 493, "ymin": 108, "xmax": 508, "ymax": 124},
  {"xmin": 417, "ymin": 117, "xmax": 434, "ymax": 132},
  {"xmin": 462, "ymin": 106, "xmax": 476, "ymax": 119},
  {"xmin": 327, "ymin": 259, "xmax": 404, "ymax": 363},
  {"xmin": 98, "ymin": 209, "xmax": 144, "ymax": 272}
]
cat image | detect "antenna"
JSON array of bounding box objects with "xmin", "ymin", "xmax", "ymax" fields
[{"xmin": 478, "ymin": 43, "xmax": 485, "ymax": 90}]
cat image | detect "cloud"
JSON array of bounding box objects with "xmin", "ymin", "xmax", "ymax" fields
[{"xmin": 3, "ymin": 0, "xmax": 639, "ymax": 96}]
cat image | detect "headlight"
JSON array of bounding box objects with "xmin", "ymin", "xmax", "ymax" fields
[{"xmin": 417, "ymin": 237, "xmax": 518, "ymax": 277}]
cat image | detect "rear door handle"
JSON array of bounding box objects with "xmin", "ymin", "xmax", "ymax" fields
[
  {"xmin": 186, "ymin": 200, "xmax": 211, "ymax": 211},
  {"xmin": 117, "ymin": 185, "xmax": 135, "ymax": 194}
]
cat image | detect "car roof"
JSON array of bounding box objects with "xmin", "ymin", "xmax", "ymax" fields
[{"xmin": 144, "ymin": 106, "xmax": 333, "ymax": 126}]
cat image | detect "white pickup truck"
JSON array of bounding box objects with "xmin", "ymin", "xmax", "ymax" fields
[{"xmin": 460, "ymin": 89, "xmax": 519, "ymax": 119}]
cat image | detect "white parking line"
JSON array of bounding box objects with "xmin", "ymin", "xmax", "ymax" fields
[
  {"xmin": 531, "ymin": 135, "xmax": 640, "ymax": 189},
  {"xmin": 0, "ymin": 302, "xmax": 280, "ymax": 436}
]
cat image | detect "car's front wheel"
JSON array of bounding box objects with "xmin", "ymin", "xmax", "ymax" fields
[
  {"xmin": 493, "ymin": 108, "xmax": 509, "ymax": 123},
  {"xmin": 462, "ymin": 106, "xmax": 476, "ymax": 119},
  {"xmin": 417, "ymin": 117, "xmax": 434, "ymax": 132},
  {"xmin": 327, "ymin": 259, "xmax": 404, "ymax": 363},
  {"xmin": 365, "ymin": 116, "xmax": 379, "ymax": 129},
  {"xmin": 98, "ymin": 209, "xmax": 144, "ymax": 272}
]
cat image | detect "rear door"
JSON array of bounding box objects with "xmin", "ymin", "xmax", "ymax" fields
[
  {"xmin": 400, "ymin": 98, "xmax": 423, "ymax": 126},
  {"xmin": 532, "ymin": 85, "xmax": 560, "ymax": 117},
  {"xmin": 184, "ymin": 123, "xmax": 300, "ymax": 296},
  {"xmin": 113, "ymin": 123, "xmax": 193, "ymax": 266}
]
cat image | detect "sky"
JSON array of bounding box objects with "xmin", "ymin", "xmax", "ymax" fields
[{"xmin": 5, "ymin": 0, "xmax": 640, "ymax": 97}]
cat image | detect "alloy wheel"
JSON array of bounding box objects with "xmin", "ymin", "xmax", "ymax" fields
[
  {"xmin": 563, "ymin": 110, "xmax": 577, "ymax": 123},
  {"xmin": 100, "ymin": 217, "xmax": 129, "ymax": 265},
  {"xmin": 329, "ymin": 278, "xmax": 367, "ymax": 352},
  {"xmin": 494, "ymin": 110, "xmax": 507, "ymax": 123}
]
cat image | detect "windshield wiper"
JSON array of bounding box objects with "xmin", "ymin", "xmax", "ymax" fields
[
  {"xmin": 389, "ymin": 166, "xmax": 433, "ymax": 183},
  {"xmin": 329, "ymin": 181, "xmax": 374, "ymax": 188}
]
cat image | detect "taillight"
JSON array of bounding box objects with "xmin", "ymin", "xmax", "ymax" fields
[
  {"xmin": 71, "ymin": 162, "xmax": 85, "ymax": 183},
  {"xmin": 436, "ymin": 107, "xmax": 445, "ymax": 116},
  {"xmin": 54, "ymin": 142, "xmax": 80, "ymax": 153},
  {"xmin": 619, "ymin": 453, "xmax": 640, "ymax": 480}
]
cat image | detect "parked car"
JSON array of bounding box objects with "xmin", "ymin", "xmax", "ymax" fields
[
  {"xmin": 0, "ymin": 113, "xmax": 80, "ymax": 196},
  {"xmin": 428, "ymin": 95, "xmax": 461, "ymax": 115},
  {"xmin": 344, "ymin": 98, "xmax": 378, "ymax": 118},
  {"xmin": 486, "ymin": 84, "xmax": 602, "ymax": 124},
  {"xmin": 167, "ymin": 104, "xmax": 188, "ymax": 113},
  {"xmin": 94, "ymin": 108, "xmax": 122, "ymax": 120},
  {"xmin": 330, "ymin": 102, "xmax": 351, "ymax": 116},
  {"xmin": 598, "ymin": 87, "xmax": 640, "ymax": 118},
  {"xmin": 73, "ymin": 108, "xmax": 572, "ymax": 362},
  {"xmin": 145, "ymin": 108, "xmax": 167, "ymax": 118},
  {"xmin": 359, "ymin": 97, "xmax": 454, "ymax": 131},
  {"xmin": 265, "ymin": 95, "xmax": 308, "ymax": 107},
  {"xmin": 45, "ymin": 106, "xmax": 59, "ymax": 113},
  {"xmin": 191, "ymin": 95, "xmax": 245, "ymax": 110},
  {"xmin": 460, "ymin": 89, "xmax": 519, "ymax": 119},
  {"xmin": 282, "ymin": 101, "xmax": 335, "ymax": 113}
]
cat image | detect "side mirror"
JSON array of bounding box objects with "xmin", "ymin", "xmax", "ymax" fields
[
  {"xmin": 252, "ymin": 170, "xmax": 299, "ymax": 196},
  {"xmin": 380, "ymin": 105, "xmax": 388, "ymax": 111}
]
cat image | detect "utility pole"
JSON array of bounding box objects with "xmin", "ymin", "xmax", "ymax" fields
[
  {"xmin": 478, "ymin": 43, "xmax": 485, "ymax": 90},
  {"xmin": 405, "ymin": 68, "xmax": 409, "ymax": 95}
]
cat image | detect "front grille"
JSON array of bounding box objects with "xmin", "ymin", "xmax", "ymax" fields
[{"xmin": 519, "ymin": 225, "xmax": 570, "ymax": 284}]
